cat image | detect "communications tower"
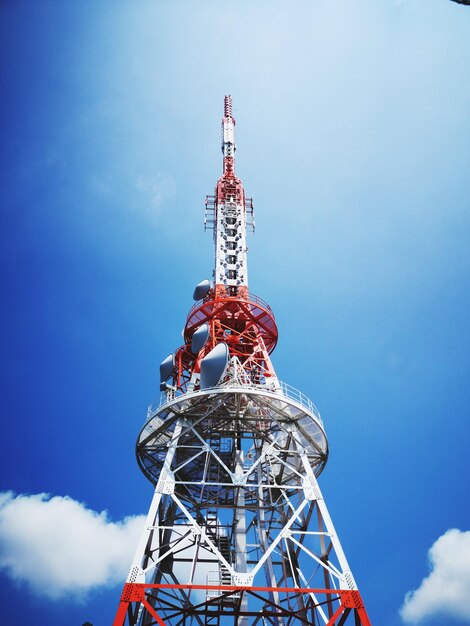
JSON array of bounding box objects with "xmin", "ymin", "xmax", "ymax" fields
[{"xmin": 114, "ymin": 97, "xmax": 371, "ymax": 626}]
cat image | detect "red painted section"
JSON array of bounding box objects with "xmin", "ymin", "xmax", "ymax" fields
[
  {"xmin": 168, "ymin": 292, "xmax": 278, "ymax": 393},
  {"xmin": 112, "ymin": 602, "xmax": 128, "ymax": 626},
  {"xmin": 142, "ymin": 598, "xmax": 168, "ymax": 626},
  {"xmin": 113, "ymin": 582, "xmax": 372, "ymax": 625},
  {"xmin": 326, "ymin": 603, "xmax": 345, "ymax": 625},
  {"xmin": 117, "ymin": 582, "xmax": 360, "ymax": 595}
]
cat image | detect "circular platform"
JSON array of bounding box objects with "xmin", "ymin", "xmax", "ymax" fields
[
  {"xmin": 185, "ymin": 293, "xmax": 278, "ymax": 354},
  {"xmin": 136, "ymin": 384, "xmax": 329, "ymax": 494}
]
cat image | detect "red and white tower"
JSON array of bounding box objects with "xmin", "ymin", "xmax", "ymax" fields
[{"xmin": 114, "ymin": 97, "xmax": 371, "ymax": 626}]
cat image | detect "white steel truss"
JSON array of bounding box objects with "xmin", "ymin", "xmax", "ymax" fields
[{"xmin": 119, "ymin": 376, "xmax": 366, "ymax": 625}]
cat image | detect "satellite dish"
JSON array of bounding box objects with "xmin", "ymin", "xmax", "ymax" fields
[
  {"xmin": 159, "ymin": 354, "xmax": 174, "ymax": 383},
  {"xmin": 193, "ymin": 279, "xmax": 211, "ymax": 301},
  {"xmin": 199, "ymin": 343, "xmax": 229, "ymax": 389},
  {"xmin": 191, "ymin": 323, "xmax": 209, "ymax": 354}
]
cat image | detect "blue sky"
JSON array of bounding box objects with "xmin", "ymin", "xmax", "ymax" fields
[{"xmin": 0, "ymin": 1, "xmax": 469, "ymax": 624}]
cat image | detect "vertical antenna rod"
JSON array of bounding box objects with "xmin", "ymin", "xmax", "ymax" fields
[
  {"xmin": 222, "ymin": 94, "xmax": 236, "ymax": 174},
  {"xmin": 213, "ymin": 94, "xmax": 249, "ymax": 297}
]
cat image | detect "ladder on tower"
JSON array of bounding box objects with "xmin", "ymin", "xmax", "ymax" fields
[
  {"xmin": 204, "ymin": 508, "xmax": 237, "ymax": 626},
  {"xmin": 218, "ymin": 534, "xmax": 233, "ymax": 588},
  {"xmin": 205, "ymin": 510, "xmax": 234, "ymax": 591}
]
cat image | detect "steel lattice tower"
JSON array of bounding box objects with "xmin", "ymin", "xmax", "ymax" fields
[{"xmin": 114, "ymin": 97, "xmax": 371, "ymax": 626}]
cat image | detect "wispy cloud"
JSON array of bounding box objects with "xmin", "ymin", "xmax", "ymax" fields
[
  {"xmin": 0, "ymin": 492, "xmax": 144, "ymax": 600},
  {"xmin": 400, "ymin": 528, "xmax": 470, "ymax": 623},
  {"xmin": 136, "ymin": 172, "xmax": 176, "ymax": 211}
]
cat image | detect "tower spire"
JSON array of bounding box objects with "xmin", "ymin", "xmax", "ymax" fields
[
  {"xmin": 113, "ymin": 97, "xmax": 372, "ymax": 626},
  {"xmin": 209, "ymin": 96, "xmax": 254, "ymax": 298},
  {"xmin": 224, "ymin": 94, "xmax": 232, "ymax": 117},
  {"xmin": 222, "ymin": 94, "xmax": 236, "ymax": 175}
]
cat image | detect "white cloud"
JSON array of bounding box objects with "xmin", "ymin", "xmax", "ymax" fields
[
  {"xmin": 0, "ymin": 491, "xmax": 145, "ymax": 600},
  {"xmin": 401, "ymin": 528, "xmax": 470, "ymax": 623}
]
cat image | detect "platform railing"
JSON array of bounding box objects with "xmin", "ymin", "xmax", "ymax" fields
[
  {"xmin": 186, "ymin": 290, "xmax": 274, "ymax": 320},
  {"xmin": 149, "ymin": 378, "xmax": 323, "ymax": 426},
  {"xmin": 278, "ymin": 380, "xmax": 322, "ymax": 422}
]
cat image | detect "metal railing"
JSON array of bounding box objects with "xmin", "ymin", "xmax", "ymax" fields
[
  {"xmin": 149, "ymin": 378, "xmax": 323, "ymax": 426},
  {"xmin": 186, "ymin": 290, "xmax": 274, "ymax": 320},
  {"xmin": 278, "ymin": 380, "xmax": 322, "ymax": 422}
]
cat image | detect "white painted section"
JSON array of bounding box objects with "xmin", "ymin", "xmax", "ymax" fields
[
  {"xmin": 214, "ymin": 200, "xmax": 248, "ymax": 287},
  {"xmin": 221, "ymin": 118, "xmax": 235, "ymax": 156}
]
